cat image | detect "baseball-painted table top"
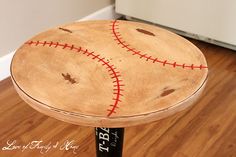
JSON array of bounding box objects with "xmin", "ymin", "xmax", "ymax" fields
[{"xmin": 11, "ymin": 20, "xmax": 208, "ymax": 127}]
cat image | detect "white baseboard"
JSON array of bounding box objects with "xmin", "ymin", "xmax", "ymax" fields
[
  {"xmin": 79, "ymin": 4, "xmax": 121, "ymax": 21},
  {"xmin": 0, "ymin": 4, "xmax": 121, "ymax": 81}
]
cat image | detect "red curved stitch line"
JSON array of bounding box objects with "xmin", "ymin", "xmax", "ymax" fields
[
  {"xmin": 25, "ymin": 40, "xmax": 124, "ymax": 117},
  {"xmin": 111, "ymin": 20, "xmax": 208, "ymax": 70}
]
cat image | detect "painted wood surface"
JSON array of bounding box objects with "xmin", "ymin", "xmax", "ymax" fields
[{"xmin": 11, "ymin": 20, "xmax": 207, "ymax": 127}]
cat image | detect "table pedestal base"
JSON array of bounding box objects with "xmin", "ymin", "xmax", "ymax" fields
[{"xmin": 95, "ymin": 127, "xmax": 124, "ymax": 157}]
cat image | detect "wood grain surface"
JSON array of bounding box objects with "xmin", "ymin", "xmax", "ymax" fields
[
  {"xmin": 0, "ymin": 39, "xmax": 235, "ymax": 157},
  {"xmin": 10, "ymin": 20, "xmax": 208, "ymax": 127}
]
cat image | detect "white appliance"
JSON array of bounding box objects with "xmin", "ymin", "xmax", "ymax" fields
[{"xmin": 116, "ymin": 0, "xmax": 236, "ymax": 50}]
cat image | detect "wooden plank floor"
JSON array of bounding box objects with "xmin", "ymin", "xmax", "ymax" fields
[{"xmin": 0, "ymin": 39, "xmax": 236, "ymax": 157}]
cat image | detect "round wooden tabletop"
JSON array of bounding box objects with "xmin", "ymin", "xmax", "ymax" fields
[{"xmin": 11, "ymin": 20, "xmax": 208, "ymax": 128}]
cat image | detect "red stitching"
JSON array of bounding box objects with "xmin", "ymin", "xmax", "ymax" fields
[
  {"xmin": 83, "ymin": 49, "xmax": 88, "ymax": 54},
  {"xmin": 163, "ymin": 60, "xmax": 167, "ymax": 66},
  {"xmin": 75, "ymin": 46, "xmax": 82, "ymax": 52},
  {"xmin": 35, "ymin": 41, "xmax": 39, "ymax": 46},
  {"xmin": 173, "ymin": 62, "xmax": 176, "ymax": 67},
  {"xmin": 111, "ymin": 20, "xmax": 208, "ymax": 70},
  {"xmin": 43, "ymin": 41, "xmax": 47, "ymax": 46},
  {"xmin": 54, "ymin": 42, "xmax": 59, "ymax": 48},
  {"xmin": 24, "ymin": 40, "xmax": 124, "ymax": 117},
  {"xmin": 70, "ymin": 45, "xmax": 74, "ymax": 50}
]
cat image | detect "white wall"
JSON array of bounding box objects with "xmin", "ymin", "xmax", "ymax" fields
[{"xmin": 0, "ymin": 0, "xmax": 114, "ymax": 57}]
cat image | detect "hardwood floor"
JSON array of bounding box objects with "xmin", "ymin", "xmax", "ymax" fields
[{"xmin": 0, "ymin": 39, "xmax": 236, "ymax": 157}]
